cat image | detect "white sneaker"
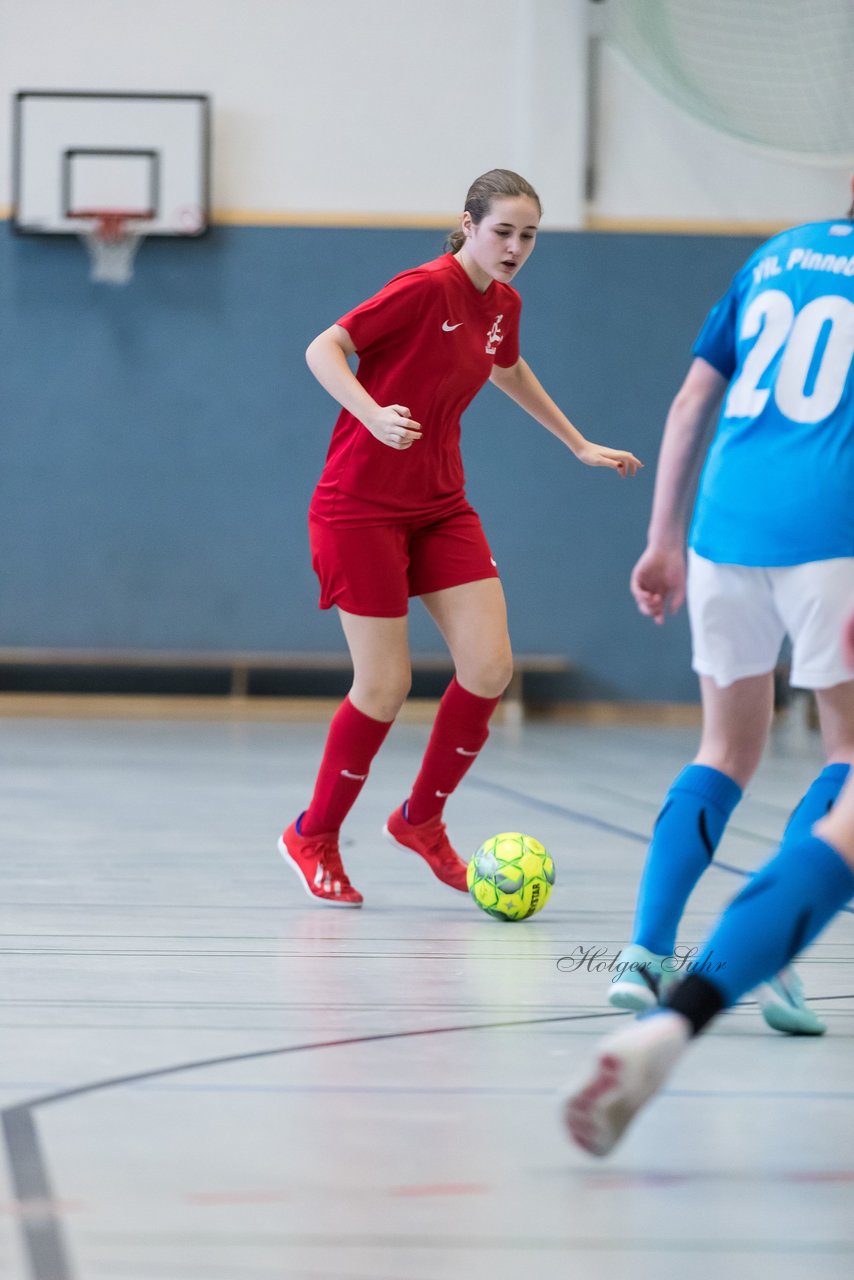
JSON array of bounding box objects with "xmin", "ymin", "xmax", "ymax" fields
[
  {"xmin": 757, "ymin": 967, "xmax": 826, "ymax": 1036},
  {"xmin": 563, "ymin": 1011, "xmax": 691, "ymax": 1157}
]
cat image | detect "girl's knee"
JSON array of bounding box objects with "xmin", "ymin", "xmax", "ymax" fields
[
  {"xmin": 351, "ymin": 670, "xmax": 412, "ymax": 722},
  {"xmin": 458, "ymin": 651, "xmax": 514, "ymax": 700},
  {"xmin": 694, "ymin": 746, "xmax": 759, "ymax": 790}
]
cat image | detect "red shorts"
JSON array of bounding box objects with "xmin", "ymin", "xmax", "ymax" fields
[{"xmin": 309, "ymin": 507, "xmax": 500, "ymax": 617}]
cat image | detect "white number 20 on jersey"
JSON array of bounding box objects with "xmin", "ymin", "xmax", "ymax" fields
[{"xmin": 726, "ymin": 290, "xmax": 854, "ymax": 424}]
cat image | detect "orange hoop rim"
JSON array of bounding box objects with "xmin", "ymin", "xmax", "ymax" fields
[{"xmin": 69, "ymin": 209, "xmax": 155, "ymax": 241}]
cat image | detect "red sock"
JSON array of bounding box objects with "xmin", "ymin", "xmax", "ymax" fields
[
  {"xmin": 406, "ymin": 677, "xmax": 501, "ymax": 825},
  {"xmin": 300, "ymin": 697, "xmax": 393, "ymax": 835}
]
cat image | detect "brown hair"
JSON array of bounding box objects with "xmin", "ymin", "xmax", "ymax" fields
[{"xmin": 447, "ymin": 169, "xmax": 542, "ymax": 253}]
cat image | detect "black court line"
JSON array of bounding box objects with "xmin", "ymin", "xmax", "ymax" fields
[
  {"xmin": 6, "ymin": 777, "xmax": 853, "ymax": 1278},
  {"xmin": 2, "ymin": 1109, "xmax": 73, "ymax": 1280},
  {"xmin": 7, "ymin": 992, "xmax": 854, "ymax": 1280},
  {"xmin": 1, "ymin": 1008, "xmax": 624, "ymax": 1280},
  {"xmin": 465, "ymin": 776, "xmax": 854, "ymax": 915}
]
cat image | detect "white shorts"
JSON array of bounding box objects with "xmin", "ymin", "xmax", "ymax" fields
[{"xmin": 687, "ymin": 550, "xmax": 854, "ymax": 690}]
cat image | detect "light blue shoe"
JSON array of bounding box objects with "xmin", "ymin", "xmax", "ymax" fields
[
  {"xmin": 757, "ymin": 967, "xmax": 827, "ymax": 1036},
  {"xmin": 608, "ymin": 943, "xmax": 676, "ymax": 1013}
]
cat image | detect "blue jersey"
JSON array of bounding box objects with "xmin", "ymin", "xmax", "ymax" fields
[{"xmin": 689, "ymin": 218, "xmax": 854, "ymax": 565}]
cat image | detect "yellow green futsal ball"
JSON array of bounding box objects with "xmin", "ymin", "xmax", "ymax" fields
[{"xmin": 466, "ymin": 832, "xmax": 555, "ymax": 921}]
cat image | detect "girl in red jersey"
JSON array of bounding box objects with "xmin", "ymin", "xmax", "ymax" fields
[{"xmin": 279, "ymin": 169, "xmax": 641, "ymax": 906}]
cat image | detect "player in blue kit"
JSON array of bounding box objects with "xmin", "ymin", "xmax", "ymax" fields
[
  {"xmin": 606, "ymin": 177, "xmax": 854, "ymax": 1034},
  {"xmin": 565, "ymin": 598, "xmax": 854, "ymax": 1157}
]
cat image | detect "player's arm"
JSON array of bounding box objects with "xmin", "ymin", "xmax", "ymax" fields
[
  {"xmin": 631, "ymin": 356, "xmax": 727, "ymax": 624},
  {"xmin": 490, "ymin": 357, "xmax": 641, "ymax": 477},
  {"xmin": 305, "ymin": 324, "xmax": 422, "ymax": 451}
]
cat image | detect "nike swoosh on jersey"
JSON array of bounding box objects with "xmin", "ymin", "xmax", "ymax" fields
[{"xmin": 442, "ymin": 321, "xmax": 463, "ymax": 331}]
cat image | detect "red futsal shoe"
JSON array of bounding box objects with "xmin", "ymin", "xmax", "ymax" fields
[
  {"xmin": 383, "ymin": 805, "xmax": 469, "ymax": 892},
  {"xmin": 278, "ymin": 819, "xmax": 363, "ymax": 907}
]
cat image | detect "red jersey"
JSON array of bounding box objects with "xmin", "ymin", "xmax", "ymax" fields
[{"xmin": 309, "ymin": 253, "xmax": 522, "ymax": 526}]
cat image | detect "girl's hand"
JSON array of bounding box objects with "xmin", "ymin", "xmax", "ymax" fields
[
  {"xmin": 630, "ymin": 547, "xmax": 686, "ymax": 624},
  {"xmin": 575, "ymin": 441, "xmax": 642, "ymax": 477},
  {"xmin": 365, "ymin": 405, "xmax": 423, "ymax": 451}
]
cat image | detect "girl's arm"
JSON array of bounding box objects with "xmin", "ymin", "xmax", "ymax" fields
[
  {"xmin": 305, "ymin": 325, "xmax": 422, "ymax": 451},
  {"xmin": 490, "ymin": 357, "xmax": 642, "ymax": 476},
  {"xmin": 630, "ymin": 356, "xmax": 728, "ymax": 623},
  {"xmin": 642, "ymin": 357, "xmax": 727, "ymax": 551}
]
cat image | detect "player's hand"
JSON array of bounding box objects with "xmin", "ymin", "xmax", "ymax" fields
[
  {"xmin": 575, "ymin": 441, "xmax": 643, "ymax": 477},
  {"xmin": 365, "ymin": 405, "xmax": 423, "ymax": 450},
  {"xmin": 630, "ymin": 547, "xmax": 686, "ymax": 625}
]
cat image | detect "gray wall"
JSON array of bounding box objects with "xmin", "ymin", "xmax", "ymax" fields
[{"xmin": 1, "ymin": 224, "xmax": 760, "ymax": 700}]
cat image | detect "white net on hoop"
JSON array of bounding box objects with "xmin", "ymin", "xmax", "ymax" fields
[
  {"xmin": 603, "ymin": 0, "xmax": 854, "ymax": 165},
  {"xmin": 79, "ymin": 215, "xmax": 147, "ymax": 285}
]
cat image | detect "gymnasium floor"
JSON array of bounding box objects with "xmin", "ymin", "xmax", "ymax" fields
[{"xmin": 1, "ymin": 702, "xmax": 852, "ymax": 1280}]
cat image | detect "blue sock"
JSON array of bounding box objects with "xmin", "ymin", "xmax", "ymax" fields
[
  {"xmin": 686, "ymin": 834, "xmax": 854, "ymax": 1008},
  {"xmin": 633, "ymin": 764, "xmax": 742, "ymax": 955},
  {"xmin": 782, "ymin": 763, "xmax": 851, "ymax": 844}
]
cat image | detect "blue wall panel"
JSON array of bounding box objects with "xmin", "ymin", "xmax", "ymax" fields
[{"xmin": 0, "ymin": 224, "xmax": 760, "ymax": 700}]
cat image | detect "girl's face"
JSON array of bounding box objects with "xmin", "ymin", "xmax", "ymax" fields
[{"xmin": 457, "ymin": 195, "xmax": 541, "ymax": 291}]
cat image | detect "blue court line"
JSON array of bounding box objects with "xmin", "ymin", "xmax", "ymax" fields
[{"xmin": 466, "ymin": 777, "xmax": 854, "ymax": 916}]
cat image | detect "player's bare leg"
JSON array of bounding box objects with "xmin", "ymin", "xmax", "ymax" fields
[
  {"xmin": 421, "ymin": 577, "xmax": 514, "ymax": 701},
  {"xmin": 694, "ymin": 671, "xmax": 774, "ymax": 784},
  {"xmin": 813, "ymin": 678, "xmax": 854, "ymax": 765},
  {"xmin": 338, "ymin": 610, "xmax": 413, "ymax": 723}
]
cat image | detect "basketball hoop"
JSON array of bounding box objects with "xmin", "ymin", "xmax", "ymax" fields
[{"xmin": 73, "ymin": 210, "xmax": 152, "ymax": 285}]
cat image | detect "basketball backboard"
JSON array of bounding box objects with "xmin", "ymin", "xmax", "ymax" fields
[{"xmin": 12, "ymin": 91, "xmax": 210, "ymax": 237}]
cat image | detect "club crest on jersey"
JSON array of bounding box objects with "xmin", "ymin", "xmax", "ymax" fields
[{"xmin": 485, "ymin": 314, "xmax": 504, "ymax": 355}]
